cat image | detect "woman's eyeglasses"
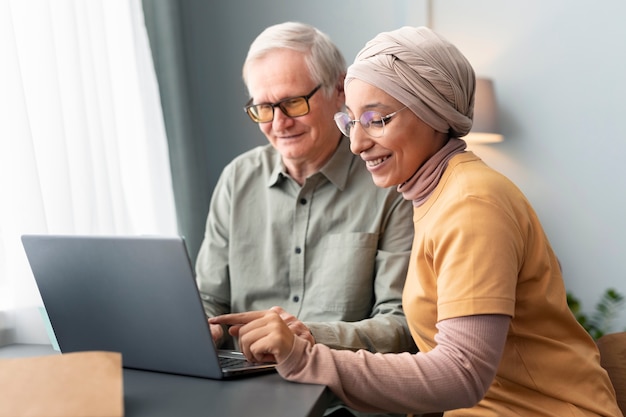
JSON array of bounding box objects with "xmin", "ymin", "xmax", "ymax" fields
[
  {"xmin": 334, "ymin": 107, "xmax": 407, "ymax": 138},
  {"xmin": 244, "ymin": 85, "xmax": 322, "ymax": 123}
]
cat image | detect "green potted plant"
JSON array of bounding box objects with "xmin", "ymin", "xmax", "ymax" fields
[{"xmin": 567, "ymin": 288, "xmax": 625, "ymax": 340}]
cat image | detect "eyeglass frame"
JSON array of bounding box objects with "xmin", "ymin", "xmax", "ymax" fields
[
  {"xmin": 333, "ymin": 106, "xmax": 408, "ymax": 138},
  {"xmin": 244, "ymin": 84, "xmax": 322, "ymax": 123}
]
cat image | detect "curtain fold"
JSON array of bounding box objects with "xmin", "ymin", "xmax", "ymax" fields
[
  {"xmin": 142, "ymin": 0, "xmax": 211, "ymax": 263},
  {"xmin": 0, "ymin": 0, "xmax": 178, "ymax": 344}
]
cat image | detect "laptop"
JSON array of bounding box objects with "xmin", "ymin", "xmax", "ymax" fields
[{"xmin": 21, "ymin": 234, "xmax": 276, "ymax": 379}]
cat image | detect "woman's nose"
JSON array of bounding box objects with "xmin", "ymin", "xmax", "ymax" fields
[{"xmin": 349, "ymin": 124, "xmax": 373, "ymax": 155}]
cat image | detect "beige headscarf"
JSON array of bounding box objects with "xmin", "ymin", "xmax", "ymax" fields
[{"xmin": 345, "ymin": 26, "xmax": 475, "ymax": 137}]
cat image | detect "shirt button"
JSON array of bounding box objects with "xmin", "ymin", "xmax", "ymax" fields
[
  {"xmin": 295, "ymin": 247, "xmax": 301, "ymax": 254},
  {"xmin": 292, "ymin": 295, "xmax": 300, "ymax": 302},
  {"xmin": 299, "ymin": 198, "xmax": 307, "ymax": 205}
]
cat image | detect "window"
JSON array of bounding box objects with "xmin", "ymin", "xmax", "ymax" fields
[{"xmin": 0, "ymin": 0, "xmax": 177, "ymax": 344}]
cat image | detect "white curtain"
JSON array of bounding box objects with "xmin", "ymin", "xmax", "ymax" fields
[{"xmin": 0, "ymin": 0, "xmax": 178, "ymax": 344}]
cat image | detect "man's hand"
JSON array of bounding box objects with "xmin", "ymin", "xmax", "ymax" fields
[{"xmin": 209, "ymin": 322, "xmax": 224, "ymax": 344}]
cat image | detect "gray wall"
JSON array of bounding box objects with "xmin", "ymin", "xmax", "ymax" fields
[{"xmin": 162, "ymin": 0, "xmax": 626, "ymax": 326}]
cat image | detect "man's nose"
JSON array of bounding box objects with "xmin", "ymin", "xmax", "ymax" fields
[{"xmin": 271, "ymin": 107, "xmax": 295, "ymax": 129}]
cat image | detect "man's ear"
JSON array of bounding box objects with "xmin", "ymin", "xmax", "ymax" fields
[
  {"xmin": 336, "ymin": 73, "xmax": 346, "ymax": 95},
  {"xmin": 335, "ymin": 73, "xmax": 346, "ymax": 108}
]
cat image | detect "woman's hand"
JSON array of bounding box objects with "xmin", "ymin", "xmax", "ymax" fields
[
  {"xmin": 210, "ymin": 309, "xmax": 297, "ymax": 364},
  {"xmin": 269, "ymin": 306, "xmax": 316, "ymax": 347}
]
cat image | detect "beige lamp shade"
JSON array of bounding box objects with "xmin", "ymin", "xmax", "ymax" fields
[{"xmin": 465, "ymin": 78, "xmax": 503, "ymax": 144}]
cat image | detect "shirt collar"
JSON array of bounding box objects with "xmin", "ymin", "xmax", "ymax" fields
[{"xmin": 267, "ymin": 137, "xmax": 354, "ymax": 190}]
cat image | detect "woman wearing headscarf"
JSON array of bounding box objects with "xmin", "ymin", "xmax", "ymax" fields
[{"xmin": 212, "ymin": 26, "xmax": 622, "ymax": 417}]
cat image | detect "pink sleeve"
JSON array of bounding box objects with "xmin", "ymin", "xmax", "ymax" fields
[{"xmin": 276, "ymin": 314, "xmax": 510, "ymax": 415}]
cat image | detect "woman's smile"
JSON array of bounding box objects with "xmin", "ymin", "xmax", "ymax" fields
[{"xmin": 364, "ymin": 155, "xmax": 391, "ymax": 168}]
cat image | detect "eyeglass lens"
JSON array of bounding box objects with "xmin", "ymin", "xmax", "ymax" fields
[
  {"xmin": 245, "ymin": 85, "xmax": 321, "ymax": 123},
  {"xmin": 334, "ymin": 111, "xmax": 389, "ymax": 138},
  {"xmin": 247, "ymin": 97, "xmax": 309, "ymax": 123}
]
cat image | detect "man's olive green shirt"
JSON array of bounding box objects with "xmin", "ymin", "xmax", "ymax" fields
[{"xmin": 196, "ymin": 138, "xmax": 415, "ymax": 353}]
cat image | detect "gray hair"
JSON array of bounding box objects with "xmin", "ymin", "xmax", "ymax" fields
[{"xmin": 243, "ymin": 22, "xmax": 346, "ymax": 98}]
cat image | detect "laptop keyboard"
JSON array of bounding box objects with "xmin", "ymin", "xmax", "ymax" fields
[{"xmin": 219, "ymin": 355, "xmax": 254, "ymax": 369}]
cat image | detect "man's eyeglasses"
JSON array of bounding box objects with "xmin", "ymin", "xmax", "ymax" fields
[
  {"xmin": 244, "ymin": 85, "xmax": 322, "ymax": 123},
  {"xmin": 334, "ymin": 107, "xmax": 407, "ymax": 138}
]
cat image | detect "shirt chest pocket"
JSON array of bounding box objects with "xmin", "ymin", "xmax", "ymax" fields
[{"xmin": 307, "ymin": 232, "xmax": 378, "ymax": 318}]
